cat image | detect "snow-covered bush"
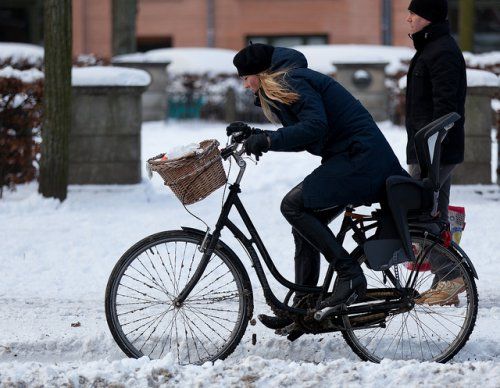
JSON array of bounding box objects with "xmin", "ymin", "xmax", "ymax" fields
[
  {"xmin": 0, "ymin": 43, "xmax": 44, "ymax": 71},
  {"xmin": 385, "ymin": 61, "xmax": 410, "ymax": 126},
  {"xmin": 167, "ymin": 73, "xmax": 265, "ymax": 122},
  {"xmin": 0, "ymin": 65, "xmax": 44, "ymax": 197},
  {"xmin": 73, "ymin": 53, "xmax": 110, "ymax": 68},
  {"xmin": 0, "ymin": 44, "xmax": 44, "ymax": 197},
  {"xmin": 464, "ymin": 51, "xmax": 500, "ymax": 76}
]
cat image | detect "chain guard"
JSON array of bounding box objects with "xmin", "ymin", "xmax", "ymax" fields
[{"xmin": 268, "ymin": 288, "xmax": 416, "ymax": 334}]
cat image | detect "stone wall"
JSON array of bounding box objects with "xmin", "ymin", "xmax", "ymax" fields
[
  {"xmin": 453, "ymin": 86, "xmax": 497, "ymax": 184},
  {"xmin": 113, "ymin": 61, "xmax": 170, "ymax": 121},
  {"xmin": 69, "ymin": 85, "xmax": 147, "ymax": 184},
  {"xmin": 496, "ymin": 108, "xmax": 500, "ymax": 184},
  {"xmin": 333, "ymin": 63, "xmax": 389, "ymax": 122}
]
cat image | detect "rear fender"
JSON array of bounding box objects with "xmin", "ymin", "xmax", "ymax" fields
[{"xmin": 409, "ymin": 226, "xmax": 478, "ymax": 279}]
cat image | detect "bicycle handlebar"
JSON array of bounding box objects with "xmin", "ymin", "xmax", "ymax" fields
[
  {"xmin": 220, "ymin": 135, "xmax": 249, "ymax": 185},
  {"xmin": 220, "ymin": 134, "xmax": 247, "ymax": 161}
]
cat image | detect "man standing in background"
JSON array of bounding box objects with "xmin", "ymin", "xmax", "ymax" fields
[{"xmin": 405, "ymin": 0, "xmax": 467, "ymax": 306}]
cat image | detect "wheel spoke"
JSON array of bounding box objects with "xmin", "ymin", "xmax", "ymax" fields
[
  {"xmin": 345, "ymin": 234, "xmax": 477, "ymax": 362},
  {"xmin": 123, "ymin": 272, "xmax": 173, "ymax": 299},
  {"xmin": 118, "ymin": 284, "xmax": 165, "ymax": 303},
  {"xmin": 106, "ymin": 233, "xmax": 247, "ymax": 364},
  {"xmin": 117, "ymin": 301, "xmax": 168, "ymax": 318}
]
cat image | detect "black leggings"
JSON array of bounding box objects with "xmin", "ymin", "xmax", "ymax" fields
[{"xmin": 280, "ymin": 182, "xmax": 349, "ymax": 289}]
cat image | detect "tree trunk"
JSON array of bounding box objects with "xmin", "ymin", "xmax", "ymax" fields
[
  {"xmin": 39, "ymin": 0, "xmax": 72, "ymax": 201},
  {"xmin": 459, "ymin": 0, "xmax": 475, "ymax": 52},
  {"xmin": 113, "ymin": 0, "xmax": 137, "ymax": 56}
]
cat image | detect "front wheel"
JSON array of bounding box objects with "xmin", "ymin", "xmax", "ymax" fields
[
  {"xmin": 105, "ymin": 230, "xmax": 252, "ymax": 364},
  {"xmin": 342, "ymin": 231, "xmax": 478, "ymax": 363}
]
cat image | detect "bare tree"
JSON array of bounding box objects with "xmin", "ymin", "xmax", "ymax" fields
[
  {"xmin": 459, "ymin": 0, "xmax": 475, "ymax": 52},
  {"xmin": 39, "ymin": 0, "xmax": 72, "ymax": 201},
  {"xmin": 113, "ymin": 0, "xmax": 137, "ymax": 56}
]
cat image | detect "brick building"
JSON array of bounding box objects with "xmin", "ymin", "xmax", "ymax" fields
[
  {"xmin": 1, "ymin": 0, "xmax": 498, "ymax": 58},
  {"xmin": 72, "ymin": 0, "xmax": 416, "ymax": 58}
]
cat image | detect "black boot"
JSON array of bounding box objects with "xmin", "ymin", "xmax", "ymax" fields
[
  {"xmin": 258, "ymin": 314, "xmax": 293, "ymax": 329},
  {"xmin": 320, "ymin": 259, "xmax": 367, "ymax": 308},
  {"xmin": 258, "ymin": 291, "xmax": 317, "ymax": 330}
]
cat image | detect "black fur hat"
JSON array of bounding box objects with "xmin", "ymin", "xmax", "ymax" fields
[
  {"xmin": 409, "ymin": 0, "xmax": 448, "ymax": 23},
  {"xmin": 233, "ymin": 43, "xmax": 275, "ymax": 77}
]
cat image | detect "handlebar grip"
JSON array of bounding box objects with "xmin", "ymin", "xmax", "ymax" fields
[{"xmin": 220, "ymin": 147, "xmax": 233, "ymax": 160}]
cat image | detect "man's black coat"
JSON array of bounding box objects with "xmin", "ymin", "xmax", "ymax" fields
[
  {"xmin": 406, "ymin": 21, "xmax": 466, "ymax": 165},
  {"xmin": 261, "ymin": 47, "xmax": 407, "ymax": 209}
]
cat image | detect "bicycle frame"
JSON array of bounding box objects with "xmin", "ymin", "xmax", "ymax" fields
[
  {"xmin": 174, "ymin": 143, "xmax": 447, "ymax": 319},
  {"xmin": 175, "ymin": 145, "xmax": 356, "ymax": 314},
  {"xmin": 176, "ymin": 180, "xmax": 324, "ymax": 315}
]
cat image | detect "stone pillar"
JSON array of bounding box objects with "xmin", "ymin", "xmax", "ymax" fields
[
  {"xmin": 496, "ymin": 108, "xmax": 500, "ymax": 184},
  {"xmin": 113, "ymin": 61, "xmax": 170, "ymax": 121},
  {"xmin": 69, "ymin": 84, "xmax": 148, "ymax": 184},
  {"xmin": 453, "ymin": 86, "xmax": 497, "ymax": 184},
  {"xmin": 333, "ymin": 62, "xmax": 389, "ymax": 121},
  {"xmin": 224, "ymin": 87, "xmax": 237, "ymax": 123}
]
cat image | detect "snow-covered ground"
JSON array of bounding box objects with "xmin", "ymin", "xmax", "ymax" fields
[{"xmin": 1, "ymin": 120, "xmax": 499, "ymax": 386}]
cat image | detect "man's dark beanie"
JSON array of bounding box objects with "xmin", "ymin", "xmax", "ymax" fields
[
  {"xmin": 233, "ymin": 43, "xmax": 275, "ymax": 77},
  {"xmin": 409, "ymin": 0, "xmax": 448, "ymax": 23}
]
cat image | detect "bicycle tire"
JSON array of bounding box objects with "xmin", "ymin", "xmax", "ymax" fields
[
  {"xmin": 105, "ymin": 230, "xmax": 253, "ymax": 364},
  {"xmin": 342, "ymin": 230, "xmax": 478, "ymax": 363}
]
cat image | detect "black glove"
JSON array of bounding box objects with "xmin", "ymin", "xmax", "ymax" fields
[
  {"xmin": 244, "ymin": 133, "xmax": 270, "ymax": 161},
  {"xmin": 226, "ymin": 122, "xmax": 262, "ymax": 142},
  {"xmin": 226, "ymin": 121, "xmax": 252, "ymax": 137}
]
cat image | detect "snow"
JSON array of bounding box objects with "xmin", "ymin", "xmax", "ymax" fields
[
  {"xmin": 292, "ymin": 44, "xmax": 415, "ymax": 75},
  {"xmin": 71, "ymin": 66, "xmax": 151, "ymax": 87},
  {"xmin": 466, "ymin": 69, "xmax": 500, "ymax": 88},
  {"xmin": 0, "ymin": 356, "xmax": 498, "ymax": 387},
  {"xmin": 1, "ymin": 119, "xmax": 499, "ymax": 386},
  {"xmin": 111, "ymin": 45, "xmax": 417, "ymax": 77},
  {"xmin": 161, "ymin": 143, "xmax": 203, "ymax": 160},
  {"xmin": 0, "ymin": 42, "xmax": 44, "ymax": 66},
  {"xmin": 464, "ymin": 51, "xmax": 500, "ymax": 69},
  {"xmin": 0, "ymin": 66, "xmax": 44, "ymax": 83},
  {"xmin": 398, "ymin": 68, "xmax": 499, "ymax": 89},
  {"xmin": 493, "ymin": 99, "xmax": 500, "ymax": 112},
  {"xmin": 113, "ymin": 47, "xmax": 238, "ymax": 75}
]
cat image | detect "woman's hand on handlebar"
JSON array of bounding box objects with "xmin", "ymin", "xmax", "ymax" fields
[
  {"xmin": 226, "ymin": 121, "xmax": 263, "ymax": 143},
  {"xmin": 244, "ymin": 133, "xmax": 270, "ymax": 161},
  {"xmin": 222, "ymin": 122, "xmax": 270, "ymax": 161}
]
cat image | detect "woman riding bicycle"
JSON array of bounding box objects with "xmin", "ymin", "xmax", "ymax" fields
[{"xmin": 228, "ymin": 43, "xmax": 408, "ymax": 329}]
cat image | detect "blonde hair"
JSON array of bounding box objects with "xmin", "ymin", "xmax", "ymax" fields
[{"xmin": 257, "ymin": 70, "xmax": 300, "ymax": 123}]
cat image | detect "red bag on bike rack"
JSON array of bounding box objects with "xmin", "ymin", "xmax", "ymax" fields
[{"xmin": 405, "ymin": 205, "xmax": 466, "ymax": 272}]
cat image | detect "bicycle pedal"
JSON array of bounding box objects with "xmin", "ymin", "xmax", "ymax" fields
[
  {"xmin": 314, "ymin": 304, "xmax": 343, "ymax": 321},
  {"xmin": 275, "ymin": 323, "xmax": 299, "ymax": 336},
  {"xmin": 314, "ymin": 292, "xmax": 359, "ymax": 321}
]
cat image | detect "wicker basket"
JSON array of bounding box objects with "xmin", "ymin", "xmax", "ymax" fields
[{"xmin": 147, "ymin": 139, "xmax": 227, "ymax": 205}]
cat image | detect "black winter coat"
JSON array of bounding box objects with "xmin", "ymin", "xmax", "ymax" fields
[
  {"xmin": 406, "ymin": 21, "xmax": 466, "ymax": 165},
  {"xmin": 261, "ymin": 47, "xmax": 407, "ymax": 209}
]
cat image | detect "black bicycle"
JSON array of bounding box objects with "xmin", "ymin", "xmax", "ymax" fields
[{"xmin": 105, "ymin": 113, "xmax": 478, "ymax": 364}]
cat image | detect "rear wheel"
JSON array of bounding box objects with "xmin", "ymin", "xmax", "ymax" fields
[
  {"xmin": 105, "ymin": 230, "xmax": 252, "ymax": 364},
  {"xmin": 342, "ymin": 231, "xmax": 478, "ymax": 363}
]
